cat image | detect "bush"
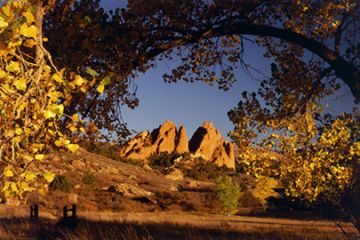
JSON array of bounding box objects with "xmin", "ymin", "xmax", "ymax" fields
[
  {"xmin": 82, "ymin": 172, "xmax": 97, "ymax": 186},
  {"xmin": 342, "ymin": 161, "xmax": 360, "ymax": 230},
  {"xmin": 149, "ymin": 152, "xmax": 182, "ymax": 172},
  {"xmin": 49, "ymin": 175, "xmax": 72, "ymax": 193},
  {"xmin": 79, "ymin": 140, "xmax": 121, "ymax": 160},
  {"xmin": 250, "ymin": 176, "xmax": 280, "ymax": 210},
  {"xmin": 215, "ymin": 176, "xmax": 244, "ymax": 215},
  {"xmin": 180, "ymin": 158, "xmax": 233, "ymax": 181},
  {"xmin": 79, "ymin": 140, "xmax": 143, "ymax": 167}
]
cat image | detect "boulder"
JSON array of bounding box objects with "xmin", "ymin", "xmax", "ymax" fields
[
  {"xmin": 107, "ymin": 183, "xmax": 152, "ymax": 198},
  {"xmin": 119, "ymin": 131, "xmax": 154, "ymax": 160},
  {"xmin": 189, "ymin": 121, "xmax": 235, "ymax": 169}
]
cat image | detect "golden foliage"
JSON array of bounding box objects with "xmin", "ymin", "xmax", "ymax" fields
[
  {"xmin": 231, "ymin": 102, "xmax": 359, "ymax": 204},
  {"xmin": 0, "ymin": 1, "xmax": 106, "ymax": 201}
]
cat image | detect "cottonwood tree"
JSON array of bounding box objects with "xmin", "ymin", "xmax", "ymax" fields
[
  {"xmin": 42, "ymin": 0, "xmax": 360, "ymax": 141},
  {"xmin": 0, "ymin": 0, "xmax": 109, "ymax": 201},
  {"xmin": 228, "ymin": 73, "xmax": 359, "ymax": 205}
]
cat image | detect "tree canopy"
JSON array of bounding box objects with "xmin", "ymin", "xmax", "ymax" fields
[{"xmin": 43, "ymin": 0, "xmax": 360, "ymax": 139}]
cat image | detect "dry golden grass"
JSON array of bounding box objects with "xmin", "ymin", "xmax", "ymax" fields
[{"xmin": 0, "ymin": 206, "xmax": 358, "ymax": 240}]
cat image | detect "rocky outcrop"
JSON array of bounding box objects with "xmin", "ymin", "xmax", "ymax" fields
[
  {"xmin": 107, "ymin": 183, "xmax": 153, "ymax": 198},
  {"xmin": 189, "ymin": 122, "xmax": 235, "ymax": 169},
  {"xmin": 165, "ymin": 167, "xmax": 184, "ymax": 181},
  {"xmin": 119, "ymin": 120, "xmax": 235, "ymax": 169},
  {"xmin": 119, "ymin": 120, "xmax": 187, "ymax": 160}
]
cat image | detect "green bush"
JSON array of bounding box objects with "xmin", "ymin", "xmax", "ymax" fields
[
  {"xmin": 180, "ymin": 158, "xmax": 233, "ymax": 181},
  {"xmin": 82, "ymin": 171, "xmax": 97, "ymax": 186},
  {"xmin": 215, "ymin": 176, "xmax": 243, "ymax": 215},
  {"xmin": 49, "ymin": 175, "xmax": 72, "ymax": 193},
  {"xmin": 79, "ymin": 140, "xmax": 143, "ymax": 167},
  {"xmin": 79, "ymin": 140, "xmax": 121, "ymax": 160},
  {"xmin": 149, "ymin": 152, "xmax": 182, "ymax": 172}
]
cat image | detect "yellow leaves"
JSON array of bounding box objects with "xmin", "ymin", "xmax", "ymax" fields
[
  {"xmin": 20, "ymin": 182, "xmax": 33, "ymax": 192},
  {"xmin": 70, "ymin": 75, "xmax": 87, "ymax": 88},
  {"xmin": 15, "ymin": 126, "xmax": 22, "ymax": 135},
  {"xmin": 22, "ymin": 11, "xmax": 35, "ymax": 23},
  {"xmin": 69, "ymin": 125, "xmax": 77, "ymax": 133},
  {"xmin": 96, "ymin": 84, "xmax": 105, "ymax": 94},
  {"xmin": 31, "ymin": 143, "xmax": 45, "ymax": 153},
  {"xmin": 13, "ymin": 77, "xmax": 27, "ymax": 91},
  {"xmin": 23, "ymin": 39, "xmax": 36, "ymax": 48},
  {"xmin": 51, "ymin": 73, "xmax": 63, "ymax": 83},
  {"xmin": 69, "ymin": 74, "xmax": 89, "ymax": 92},
  {"xmin": 234, "ymin": 104, "xmax": 356, "ymax": 205},
  {"xmin": 42, "ymin": 172, "xmax": 55, "ymax": 183},
  {"xmin": 44, "ymin": 104, "xmax": 64, "ymax": 119},
  {"xmin": 23, "ymin": 154, "xmax": 33, "ymax": 162},
  {"xmin": 73, "ymin": 75, "xmax": 86, "ymax": 86},
  {"xmin": 0, "ymin": 2, "xmax": 86, "ymax": 202},
  {"xmin": 96, "ymin": 76, "xmax": 111, "ymax": 94},
  {"xmin": 0, "ymin": 16, "xmax": 8, "ymax": 28},
  {"xmin": 71, "ymin": 113, "xmax": 79, "ymax": 122},
  {"xmin": 252, "ymin": 177, "xmax": 280, "ymax": 206},
  {"xmin": 8, "ymin": 38, "xmax": 23, "ymax": 48},
  {"xmin": 47, "ymin": 91, "xmax": 64, "ymax": 103},
  {"xmin": 86, "ymin": 67, "xmax": 99, "ymax": 78},
  {"xmin": 35, "ymin": 154, "xmax": 44, "ymax": 161},
  {"xmin": 350, "ymin": 142, "xmax": 360, "ymax": 156},
  {"xmin": 21, "ymin": 171, "xmax": 36, "ymax": 181},
  {"xmin": 2, "ymin": 182, "xmax": 19, "ymax": 198},
  {"xmin": 4, "ymin": 167, "xmax": 14, "ymax": 177},
  {"xmin": 67, "ymin": 144, "xmax": 79, "ymax": 153},
  {"xmin": 6, "ymin": 61, "xmax": 21, "ymax": 73},
  {"xmin": 1, "ymin": 5, "xmax": 12, "ymax": 17},
  {"xmin": 55, "ymin": 137, "xmax": 70, "ymax": 147},
  {"xmin": 20, "ymin": 24, "xmax": 37, "ymax": 39},
  {"xmin": 55, "ymin": 137, "xmax": 79, "ymax": 153},
  {"xmin": 0, "ymin": 70, "xmax": 6, "ymax": 78},
  {"xmin": 55, "ymin": 131, "xmax": 79, "ymax": 152}
]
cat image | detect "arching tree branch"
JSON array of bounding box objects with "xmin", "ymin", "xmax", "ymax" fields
[{"xmin": 146, "ymin": 23, "xmax": 360, "ymax": 102}]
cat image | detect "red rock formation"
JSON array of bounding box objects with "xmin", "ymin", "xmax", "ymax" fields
[
  {"xmin": 189, "ymin": 122, "xmax": 235, "ymax": 169},
  {"xmin": 119, "ymin": 120, "xmax": 235, "ymax": 169}
]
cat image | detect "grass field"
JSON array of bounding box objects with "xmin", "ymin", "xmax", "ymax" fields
[{"xmin": 0, "ymin": 208, "xmax": 358, "ymax": 240}]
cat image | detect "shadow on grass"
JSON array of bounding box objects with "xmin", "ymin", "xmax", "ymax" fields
[{"xmin": 0, "ymin": 216, "xmax": 355, "ymax": 240}]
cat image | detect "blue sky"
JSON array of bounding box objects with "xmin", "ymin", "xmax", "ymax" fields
[{"xmin": 101, "ymin": 0, "xmax": 355, "ymax": 139}]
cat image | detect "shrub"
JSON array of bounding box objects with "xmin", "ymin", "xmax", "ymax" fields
[
  {"xmin": 79, "ymin": 140, "xmax": 121, "ymax": 160},
  {"xmin": 149, "ymin": 152, "xmax": 182, "ymax": 172},
  {"xmin": 49, "ymin": 175, "xmax": 72, "ymax": 193},
  {"xmin": 342, "ymin": 160, "xmax": 360, "ymax": 230},
  {"xmin": 250, "ymin": 176, "xmax": 280, "ymax": 210},
  {"xmin": 215, "ymin": 176, "xmax": 243, "ymax": 215},
  {"xmin": 180, "ymin": 158, "xmax": 233, "ymax": 181},
  {"xmin": 79, "ymin": 140, "xmax": 143, "ymax": 167},
  {"xmin": 81, "ymin": 172, "xmax": 97, "ymax": 186}
]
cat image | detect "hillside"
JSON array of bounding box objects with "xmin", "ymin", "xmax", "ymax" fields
[{"xmin": 0, "ymin": 146, "xmax": 358, "ymax": 239}]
